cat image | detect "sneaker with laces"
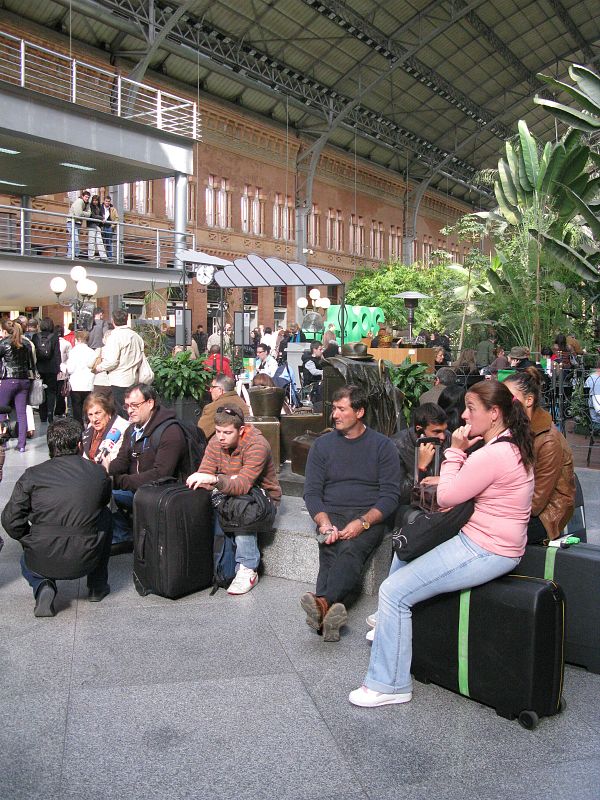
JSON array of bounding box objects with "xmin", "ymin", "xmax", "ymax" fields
[
  {"xmin": 366, "ymin": 628, "xmax": 375, "ymax": 642},
  {"xmin": 227, "ymin": 565, "xmax": 259, "ymax": 595},
  {"xmin": 349, "ymin": 685, "xmax": 412, "ymax": 707}
]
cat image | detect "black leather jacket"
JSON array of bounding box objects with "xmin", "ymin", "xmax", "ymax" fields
[{"xmin": 0, "ymin": 337, "xmax": 34, "ymax": 379}]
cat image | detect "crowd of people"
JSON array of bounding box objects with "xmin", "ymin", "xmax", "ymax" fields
[{"xmin": 67, "ymin": 190, "xmax": 119, "ymax": 261}]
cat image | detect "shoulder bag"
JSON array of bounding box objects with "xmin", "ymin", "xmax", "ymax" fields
[{"xmin": 212, "ymin": 486, "xmax": 277, "ymax": 533}]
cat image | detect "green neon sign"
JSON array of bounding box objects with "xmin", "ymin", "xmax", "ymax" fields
[{"xmin": 324, "ymin": 305, "xmax": 385, "ymax": 342}]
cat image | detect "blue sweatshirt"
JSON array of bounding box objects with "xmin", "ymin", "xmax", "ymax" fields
[{"xmin": 304, "ymin": 426, "xmax": 400, "ymax": 520}]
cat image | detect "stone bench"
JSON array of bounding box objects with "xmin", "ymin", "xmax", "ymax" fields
[{"xmin": 258, "ymin": 496, "xmax": 393, "ymax": 596}]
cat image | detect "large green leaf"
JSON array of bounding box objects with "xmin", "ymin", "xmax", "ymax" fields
[
  {"xmin": 494, "ymin": 181, "xmax": 521, "ymax": 225},
  {"xmin": 558, "ymin": 146, "xmax": 590, "ymax": 185},
  {"xmin": 537, "ymin": 73, "xmax": 600, "ymax": 115},
  {"xmin": 540, "ymin": 143, "xmax": 565, "ymax": 197},
  {"xmin": 533, "ymin": 97, "xmax": 600, "ymax": 132},
  {"xmin": 505, "ymin": 141, "xmax": 527, "ymax": 205},
  {"xmin": 582, "ymin": 176, "xmax": 600, "ymax": 203},
  {"xmin": 518, "ymin": 120, "xmax": 539, "ymax": 187},
  {"xmin": 560, "ymin": 186, "xmax": 600, "ymax": 239},
  {"xmin": 536, "ymin": 141, "xmax": 553, "ymax": 192},
  {"xmin": 498, "ymin": 158, "xmax": 519, "ymax": 206},
  {"xmin": 570, "ymin": 65, "xmax": 600, "ymax": 108},
  {"xmin": 532, "ymin": 230, "xmax": 600, "ymax": 282}
]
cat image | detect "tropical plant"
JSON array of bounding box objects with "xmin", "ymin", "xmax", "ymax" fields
[
  {"xmin": 534, "ymin": 64, "xmax": 600, "ymax": 134},
  {"xmin": 149, "ymin": 350, "xmax": 212, "ymax": 402},
  {"xmin": 386, "ymin": 359, "xmax": 433, "ymax": 423}
]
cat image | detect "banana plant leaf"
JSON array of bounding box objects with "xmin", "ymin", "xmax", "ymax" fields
[
  {"xmin": 569, "ymin": 65, "xmax": 600, "ymax": 108},
  {"xmin": 536, "ymin": 74, "xmax": 600, "ymax": 115},
  {"xmin": 560, "ymin": 186, "xmax": 600, "ymax": 239},
  {"xmin": 531, "ymin": 230, "xmax": 600, "ymax": 282},
  {"xmin": 533, "ymin": 97, "xmax": 600, "ymax": 133},
  {"xmin": 518, "ymin": 120, "xmax": 539, "ymax": 187}
]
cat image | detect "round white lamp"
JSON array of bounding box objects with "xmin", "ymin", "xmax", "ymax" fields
[
  {"xmin": 309, "ymin": 288, "xmax": 321, "ymax": 301},
  {"xmin": 77, "ymin": 278, "xmax": 97, "ymax": 297},
  {"xmin": 70, "ymin": 265, "xmax": 87, "ymax": 282},
  {"xmin": 50, "ymin": 276, "xmax": 67, "ymax": 296},
  {"xmin": 297, "ymin": 297, "xmax": 309, "ymax": 309},
  {"xmin": 320, "ymin": 297, "xmax": 331, "ymax": 309}
]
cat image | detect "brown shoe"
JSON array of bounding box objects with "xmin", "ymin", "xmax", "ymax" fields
[
  {"xmin": 322, "ymin": 602, "xmax": 348, "ymax": 642},
  {"xmin": 300, "ymin": 592, "xmax": 329, "ymax": 632}
]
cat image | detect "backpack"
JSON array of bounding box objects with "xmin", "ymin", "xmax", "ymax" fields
[
  {"xmin": 148, "ymin": 419, "xmax": 207, "ymax": 481},
  {"xmin": 36, "ymin": 334, "xmax": 54, "ymax": 361},
  {"xmin": 210, "ymin": 531, "xmax": 237, "ymax": 594}
]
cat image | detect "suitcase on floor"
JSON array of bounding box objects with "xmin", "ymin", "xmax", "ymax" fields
[
  {"xmin": 411, "ymin": 575, "xmax": 565, "ymax": 729},
  {"xmin": 513, "ymin": 542, "xmax": 600, "ymax": 673},
  {"xmin": 133, "ymin": 480, "xmax": 213, "ymax": 599},
  {"xmin": 246, "ymin": 416, "xmax": 281, "ymax": 471},
  {"xmin": 290, "ymin": 429, "xmax": 326, "ymax": 476},
  {"xmin": 280, "ymin": 412, "xmax": 324, "ymax": 462}
]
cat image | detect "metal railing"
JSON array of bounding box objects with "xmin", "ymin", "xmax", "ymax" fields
[
  {"xmin": 0, "ymin": 204, "xmax": 194, "ymax": 269},
  {"xmin": 0, "ymin": 31, "xmax": 199, "ymax": 139}
]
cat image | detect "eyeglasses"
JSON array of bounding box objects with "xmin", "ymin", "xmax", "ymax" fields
[
  {"xmin": 124, "ymin": 399, "xmax": 150, "ymax": 410},
  {"xmin": 209, "ymin": 384, "xmax": 223, "ymax": 391},
  {"xmin": 216, "ymin": 406, "xmax": 244, "ymax": 421}
]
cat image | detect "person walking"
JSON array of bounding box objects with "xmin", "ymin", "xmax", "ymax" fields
[
  {"xmin": 0, "ymin": 320, "xmax": 34, "ymax": 453},
  {"xmin": 32, "ymin": 318, "xmax": 61, "ymax": 424}
]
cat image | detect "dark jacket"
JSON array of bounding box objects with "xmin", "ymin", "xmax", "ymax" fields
[
  {"xmin": 88, "ymin": 202, "xmax": 103, "ymax": 228},
  {"xmin": 32, "ymin": 331, "xmax": 61, "ymax": 375},
  {"xmin": 392, "ymin": 427, "xmax": 451, "ymax": 505},
  {"xmin": 87, "ymin": 319, "xmax": 109, "ymax": 350},
  {"xmin": 301, "ymin": 351, "xmax": 323, "ymax": 385},
  {"xmin": 1, "ymin": 454, "xmax": 112, "ymax": 579},
  {"xmin": 0, "ymin": 338, "xmax": 35, "ymax": 378},
  {"xmin": 108, "ymin": 405, "xmax": 186, "ymax": 492}
]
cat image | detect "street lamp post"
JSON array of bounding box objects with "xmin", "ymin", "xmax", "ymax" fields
[
  {"xmin": 50, "ymin": 266, "xmax": 98, "ymax": 330},
  {"xmin": 296, "ymin": 288, "xmax": 331, "ymax": 337}
]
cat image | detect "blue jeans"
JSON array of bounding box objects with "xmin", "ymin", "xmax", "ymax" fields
[
  {"xmin": 365, "ymin": 532, "xmax": 520, "ymax": 694},
  {"xmin": 112, "ymin": 489, "xmax": 135, "ymax": 543},
  {"xmin": 20, "ymin": 507, "xmax": 113, "ymax": 594},
  {"xmin": 66, "ymin": 221, "xmax": 80, "ymax": 257},
  {"xmin": 102, "ymin": 226, "xmax": 114, "ymax": 259},
  {"xmin": 214, "ymin": 517, "xmax": 260, "ymax": 571}
]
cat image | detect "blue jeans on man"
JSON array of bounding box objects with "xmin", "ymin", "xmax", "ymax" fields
[
  {"xmin": 66, "ymin": 221, "xmax": 81, "ymax": 257},
  {"xmin": 112, "ymin": 489, "xmax": 135, "ymax": 544},
  {"xmin": 102, "ymin": 225, "xmax": 114, "ymax": 260},
  {"xmin": 214, "ymin": 517, "xmax": 260, "ymax": 571}
]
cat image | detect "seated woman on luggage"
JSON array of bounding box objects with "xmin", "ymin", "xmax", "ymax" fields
[
  {"xmin": 350, "ymin": 380, "xmax": 534, "ymax": 707},
  {"xmin": 504, "ymin": 368, "xmax": 575, "ymax": 544},
  {"xmin": 81, "ymin": 392, "xmax": 130, "ymax": 464}
]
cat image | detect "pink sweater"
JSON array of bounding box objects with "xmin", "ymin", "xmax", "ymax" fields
[{"xmin": 437, "ymin": 437, "xmax": 534, "ymax": 558}]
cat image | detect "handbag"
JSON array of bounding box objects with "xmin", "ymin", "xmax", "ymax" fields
[
  {"xmin": 392, "ymin": 500, "xmax": 475, "ymax": 563},
  {"xmin": 138, "ymin": 354, "xmax": 154, "ymax": 384},
  {"xmin": 28, "ymin": 374, "xmax": 45, "ymax": 406},
  {"xmin": 212, "ymin": 486, "xmax": 277, "ymax": 533},
  {"xmin": 61, "ymin": 378, "xmax": 72, "ymax": 397}
]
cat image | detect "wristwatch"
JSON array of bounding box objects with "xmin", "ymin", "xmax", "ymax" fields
[{"xmin": 359, "ymin": 516, "xmax": 370, "ymax": 530}]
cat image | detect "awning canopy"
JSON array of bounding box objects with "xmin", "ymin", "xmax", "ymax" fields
[{"xmin": 179, "ymin": 251, "xmax": 342, "ymax": 288}]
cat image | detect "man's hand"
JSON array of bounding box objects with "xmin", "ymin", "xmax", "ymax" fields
[
  {"xmin": 186, "ymin": 472, "xmax": 217, "ymax": 490},
  {"xmin": 100, "ymin": 454, "xmax": 111, "ymax": 473},
  {"xmin": 420, "ymin": 475, "xmax": 440, "ymax": 487},
  {"xmin": 318, "ymin": 524, "xmax": 340, "ymax": 545},
  {"xmin": 417, "ymin": 441, "xmax": 437, "ymax": 471},
  {"xmin": 338, "ymin": 519, "xmax": 364, "ymax": 541}
]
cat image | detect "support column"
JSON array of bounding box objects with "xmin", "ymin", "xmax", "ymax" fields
[
  {"xmin": 21, "ymin": 195, "xmax": 31, "ymax": 256},
  {"xmin": 174, "ymin": 172, "xmax": 189, "ymax": 345}
]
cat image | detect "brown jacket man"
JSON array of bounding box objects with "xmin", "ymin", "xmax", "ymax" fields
[{"xmin": 198, "ymin": 374, "xmax": 248, "ymax": 439}]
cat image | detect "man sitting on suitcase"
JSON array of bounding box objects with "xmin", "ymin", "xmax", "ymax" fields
[
  {"xmin": 300, "ymin": 385, "xmax": 400, "ymax": 641},
  {"xmin": 105, "ymin": 383, "xmax": 187, "ymax": 555},
  {"xmin": 186, "ymin": 406, "xmax": 281, "ymax": 595},
  {"xmin": 1, "ymin": 418, "xmax": 113, "ymax": 617}
]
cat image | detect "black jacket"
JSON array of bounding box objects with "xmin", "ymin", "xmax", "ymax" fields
[
  {"xmin": 391, "ymin": 427, "xmax": 451, "ymax": 505},
  {"xmin": 32, "ymin": 332, "xmax": 61, "ymax": 375},
  {"xmin": 1, "ymin": 454, "xmax": 112, "ymax": 579},
  {"xmin": 301, "ymin": 351, "xmax": 323, "ymax": 385},
  {"xmin": 108, "ymin": 405, "xmax": 186, "ymax": 492},
  {"xmin": 0, "ymin": 338, "xmax": 34, "ymax": 379}
]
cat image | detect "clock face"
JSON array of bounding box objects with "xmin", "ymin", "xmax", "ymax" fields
[{"xmin": 195, "ymin": 264, "xmax": 215, "ymax": 285}]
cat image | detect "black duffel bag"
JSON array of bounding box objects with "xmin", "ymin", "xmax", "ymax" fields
[
  {"xmin": 212, "ymin": 486, "xmax": 277, "ymax": 533},
  {"xmin": 392, "ymin": 500, "xmax": 475, "ymax": 563}
]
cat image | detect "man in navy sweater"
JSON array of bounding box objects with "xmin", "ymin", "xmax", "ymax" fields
[{"xmin": 301, "ymin": 385, "xmax": 400, "ymax": 641}]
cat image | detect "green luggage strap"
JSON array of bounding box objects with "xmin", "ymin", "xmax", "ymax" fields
[
  {"xmin": 458, "ymin": 589, "xmax": 471, "ymax": 697},
  {"xmin": 544, "ymin": 546, "xmax": 558, "ymax": 581}
]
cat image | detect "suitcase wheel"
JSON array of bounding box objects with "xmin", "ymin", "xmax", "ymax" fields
[
  {"xmin": 558, "ymin": 697, "xmax": 567, "ymax": 714},
  {"xmin": 517, "ymin": 710, "xmax": 539, "ymax": 730},
  {"xmin": 133, "ymin": 573, "xmax": 150, "ymax": 597}
]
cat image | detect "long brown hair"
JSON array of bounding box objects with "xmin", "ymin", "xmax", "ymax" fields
[
  {"xmin": 1, "ymin": 319, "xmax": 23, "ymax": 348},
  {"xmin": 466, "ymin": 380, "xmax": 534, "ymax": 469}
]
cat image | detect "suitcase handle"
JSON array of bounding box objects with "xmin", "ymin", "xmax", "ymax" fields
[
  {"xmin": 147, "ymin": 476, "xmax": 179, "ymax": 487},
  {"xmin": 135, "ymin": 527, "xmax": 147, "ymax": 563}
]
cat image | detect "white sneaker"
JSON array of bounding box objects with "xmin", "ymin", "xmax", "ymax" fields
[
  {"xmin": 227, "ymin": 565, "xmax": 259, "ymax": 595},
  {"xmin": 349, "ymin": 685, "xmax": 412, "ymax": 707},
  {"xmin": 366, "ymin": 628, "xmax": 375, "ymax": 642},
  {"xmin": 366, "ymin": 613, "xmax": 378, "ymax": 628}
]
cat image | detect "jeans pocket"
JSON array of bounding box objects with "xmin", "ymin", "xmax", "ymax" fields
[{"xmin": 458, "ymin": 532, "xmax": 491, "ymax": 558}]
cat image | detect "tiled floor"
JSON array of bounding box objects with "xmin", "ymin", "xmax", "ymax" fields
[{"xmin": 1, "ymin": 431, "xmax": 599, "ymax": 800}]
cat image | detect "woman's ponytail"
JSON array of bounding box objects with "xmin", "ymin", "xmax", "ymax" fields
[{"xmin": 508, "ymin": 397, "xmax": 535, "ymax": 470}]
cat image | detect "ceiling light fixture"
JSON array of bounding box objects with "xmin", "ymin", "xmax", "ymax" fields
[
  {"xmin": 0, "ymin": 179, "xmax": 26, "ymax": 186},
  {"xmin": 0, "ymin": 147, "xmax": 20, "ymax": 155},
  {"xmin": 59, "ymin": 162, "xmax": 96, "ymax": 171}
]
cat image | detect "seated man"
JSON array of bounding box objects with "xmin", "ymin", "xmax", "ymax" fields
[
  {"xmin": 187, "ymin": 407, "xmax": 281, "ymax": 595},
  {"xmin": 300, "ymin": 341, "xmax": 325, "ymax": 404},
  {"xmin": 198, "ymin": 373, "xmax": 249, "ymax": 440},
  {"xmin": 301, "ymin": 385, "xmax": 400, "ymax": 642},
  {"xmin": 418, "ymin": 367, "xmax": 456, "ymax": 405},
  {"xmin": 106, "ymin": 383, "xmax": 187, "ymax": 554},
  {"xmin": 392, "ymin": 403, "xmax": 451, "ymax": 518},
  {"xmin": 256, "ymin": 343, "xmax": 278, "ymax": 378},
  {"xmin": 1, "ymin": 419, "xmax": 113, "ymax": 617}
]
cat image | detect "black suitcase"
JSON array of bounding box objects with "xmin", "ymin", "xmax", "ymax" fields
[
  {"xmin": 133, "ymin": 481, "xmax": 213, "ymax": 599},
  {"xmin": 411, "ymin": 575, "xmax": 565, "ymax": 729},
  {"xmin": 513, "ymin": 542, "xmax": 600, "ymax": 673}
]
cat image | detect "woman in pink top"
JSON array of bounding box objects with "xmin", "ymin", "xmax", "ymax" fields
[{"xmin": 350, "ymin": 380, "xmax": 534, "ymax": 708}]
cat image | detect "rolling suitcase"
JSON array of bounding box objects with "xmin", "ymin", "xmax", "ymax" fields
[
  {"xmin": 411, "ymin": 575, "xmax": 565, "ymax": 729},
  {"xmin": 513, "ymin": 542, "xmax": 600, "ymax": 673},
  {"xmin": 246, "ymin": 416, "xmax": 281, "ymax": 471},
  {"xmin": 133, "ymin": 480, "xmax": 213, "ymax": 599}
]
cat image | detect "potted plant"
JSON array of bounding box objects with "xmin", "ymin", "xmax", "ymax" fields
[
  {"xmin": 386, "ymin": 359, "xmax": 433, "ymax": 424},
  {"xmin": 149, "ymin": 350, "xmax": 213, "ymax": 424}
]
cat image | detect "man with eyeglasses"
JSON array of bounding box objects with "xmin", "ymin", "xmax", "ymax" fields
[
  {"xmin": 187, "ymin": 406, "xmax": 281, "ymax": 595},
  {"xmin": 104, "ymin": 383, "xmax": 187, "ymax": 555},
  {"xmin": 197, "ymin": 373, "xmax": 249, "ymax": 440}
]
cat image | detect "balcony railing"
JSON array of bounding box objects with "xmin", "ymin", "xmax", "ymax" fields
[
  {"xmin": 0, "ymin": 31, "xmax": 199, "ymax": 140},
  {"xmin": 0, "ymin": 204, "xmax": 194, "ymax": 269}
]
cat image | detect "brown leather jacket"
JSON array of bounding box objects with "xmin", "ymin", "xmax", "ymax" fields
[{"xmin": 530, "ymin": 407, "xmax": 575, "ymax": 540}]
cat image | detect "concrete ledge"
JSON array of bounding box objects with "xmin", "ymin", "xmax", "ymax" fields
[{"xmin": 259, "ymin": 496, "xmax": 392, "ymax": 596}]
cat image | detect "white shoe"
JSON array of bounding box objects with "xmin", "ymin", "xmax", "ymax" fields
[
  {"xmin": 227, "ymin": 565, "xmax": 259, "ymax": 595},
  {"xmin": 349, "ymin": 685, "xmax": 412, "ymax": 707},
  {"xmin": 366, "ymin": 628, "xmax": 375, "ymax": 642},
  {"xmin": 366, "ymin": 613, "xmax": 378, "ymax": 628}
]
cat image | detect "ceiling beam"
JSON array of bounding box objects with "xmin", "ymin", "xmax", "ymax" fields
[{"xmin": 544, "ymin": 0, "xmax": 594, "ymax": 63}]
